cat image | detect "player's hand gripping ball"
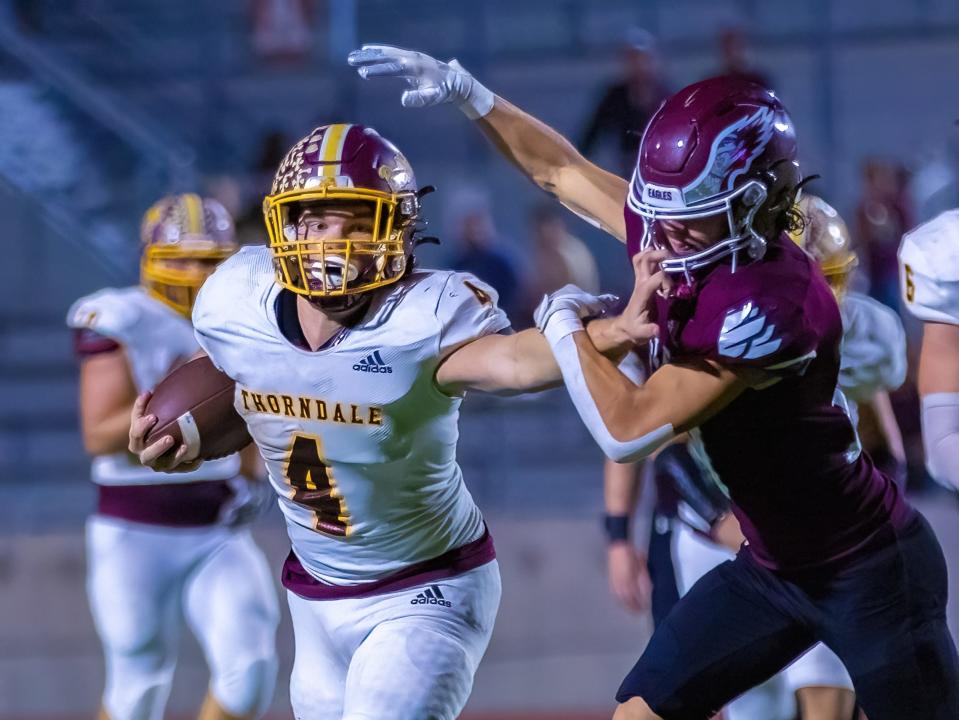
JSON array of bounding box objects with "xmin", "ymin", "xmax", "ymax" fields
[{"xmin": 132, "ymin": 356, "xmax": 251, "ymax": 471}]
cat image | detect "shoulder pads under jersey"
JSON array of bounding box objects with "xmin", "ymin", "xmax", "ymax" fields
[
  {"xmin": 66, "ymin": 287, "xmax": 143, "ymax": 345},
  {"xmin": 434, "ymin": 271, "xmax": 512, "ymax": 356},
  {"xmin": 899, "ymin": 209, "xmax": 959, "ymax": 325}
]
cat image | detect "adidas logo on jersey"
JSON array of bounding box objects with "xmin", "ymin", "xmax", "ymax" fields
[
  {"xmin": 410, "ymin": 585, "xmax": 452, "ymax": 607},
  {"xmin": 353, "ymin": 350, "xmax": 392, "ymax": 374}
]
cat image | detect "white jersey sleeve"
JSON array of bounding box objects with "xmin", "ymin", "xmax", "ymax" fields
[
  {"xmin": 67, "ymin": 286, "xmax": 240, "ymax": 485},
  {"xmin": 67, "ymin": 287, "xmax": 143, "ymax": 346},
  {"xmin": 839, "ymin": 292, "xmax": 908, "ymax": 403},
  {"xmin": 193, "ymin": 246, "xmax": 276, "ymax": 378},
  {"xmin": 899, "ymin": 208, "xmax": 959, "ymax": 325},
  {"xmin": 434, "ymin": 272, "xmax": 512, "ymax": 357}
]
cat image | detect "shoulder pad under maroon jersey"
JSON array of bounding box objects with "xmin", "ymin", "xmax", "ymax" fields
[{"xmin": 676, "ymin": 239, "xmax": 833, "ymax": 373}]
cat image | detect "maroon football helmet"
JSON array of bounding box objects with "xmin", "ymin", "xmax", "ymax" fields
[
  {"xmin": 263, "ymin": 124, "xmax": 420, "ymax": 299},
  {"xmin": 626, "ymin": 76, "xmax": 801, "ymax": 278}
]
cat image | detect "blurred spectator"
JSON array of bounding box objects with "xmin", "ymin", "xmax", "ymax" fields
[
  {"xmin": 252, "ymin": 0, "xmax": 312, "ymax": 63},
  {"xmin": 520, "ymin": 204, "xmax": 600, "ymax": 322},
  {"xmin": 578, "ymin": 28, "xmax": 669, "ymax": 178},
  {"xmin": 717, "ymin": 26, "xmax": 772, "ymax": 89},
  {"xmin": 855, "ymin": 159, "xmax": 915, "ymax": 310},
  {"xmin": 446, "ymin": 189, "xmax": 521, "ymax": 318}
]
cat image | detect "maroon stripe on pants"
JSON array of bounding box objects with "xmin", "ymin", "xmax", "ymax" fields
[{"xmin": 96, "ymin": 480, "xmax": 232, "ymax": 527}]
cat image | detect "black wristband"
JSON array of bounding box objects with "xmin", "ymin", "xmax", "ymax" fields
[{"xmin": 603, "ymin": 514, "xmax": 630, "ymax": 543}]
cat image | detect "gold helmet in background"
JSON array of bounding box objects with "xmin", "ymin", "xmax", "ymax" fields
[
  {"xmin": 790, "ymin": 194, "xmax": 858, "ymax": 299},
  {"xmin": 140, "ymin": 194, "xmax": 238, "ymax": 317}
]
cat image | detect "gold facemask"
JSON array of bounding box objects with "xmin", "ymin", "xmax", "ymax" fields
[
  {"xmin": 263, "ymin": 184, "xmax": 414, "ymax": 298},
  {"xmin": 141, "ymin": 240, "xmax": 236, "ymax": 317}
]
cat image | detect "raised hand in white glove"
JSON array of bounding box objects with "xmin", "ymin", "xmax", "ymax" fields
[
  {"xmin": 347, "ymin": 44, "xmax": 494, "ymax": 119},
  {"xmin": 534, "ymin": 284, "xmax": 618, "ymax": 346}
]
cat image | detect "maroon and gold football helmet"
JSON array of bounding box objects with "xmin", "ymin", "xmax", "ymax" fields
[
  {"xmin": 140, "ymin": 194, "xmax": 238, "ymax": 317},
  {"xmin": 263, "ymin": 124, "xmax": 420, "ymax": 299},
  {"xmin": 790, "ymin": 194, "xmax": 858, "ymax": 300},
  {"xmin": 625, "ymin": 76, "xmax": 801, "ymax": 278}
]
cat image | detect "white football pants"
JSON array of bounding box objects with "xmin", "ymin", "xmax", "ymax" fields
[
  {"xmin": 287, "ymin": 559, "xmax": 501, "ymax": 720},
  {"xmin": 86, "ymin": 515, "xmax": 280, "ymax": 720},
  {"xmin": 672, "ymin": 521, "xmax": 853, "ymax": 720}
]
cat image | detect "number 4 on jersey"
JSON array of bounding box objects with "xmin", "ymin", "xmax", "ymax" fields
[{"xmin": 283, "ymin": 433, "xmax": 352, "ymax": 537}]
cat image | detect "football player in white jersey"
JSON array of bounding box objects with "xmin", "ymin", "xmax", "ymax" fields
[
  {"xmin": 68, "ymin": 194, "xmax": 279, "ymax": 720},
  {"xmin": 602, "ymin": 196, "xmax": 908, "ymax": 720},
  {"xmin": 899, "ymin": 208, "xmax": 959, "ymax": 492},
  {"xmin": 128, "ymin": 125, "xmax": 643, "ymax": 720}
]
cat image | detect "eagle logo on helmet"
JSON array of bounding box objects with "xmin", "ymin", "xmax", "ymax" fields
[{"xmin": 683, "ymin": 106, "xmax": 776, "ymax": 204}]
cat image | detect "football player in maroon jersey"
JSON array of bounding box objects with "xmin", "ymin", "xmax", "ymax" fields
[{"xmin": 351, "ymin": 45, "xmax": 959, "ymax": 720}]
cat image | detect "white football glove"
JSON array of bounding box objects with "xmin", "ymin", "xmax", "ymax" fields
[
  {"xmin": 218, "ymin": 475, "xmax": 275, "ymax": 528},
  {"xmin": 347, "ymin": 44, "xmax": 494, "ymax": 120},
  {"xmin": 534, "ymin": 285, "xmax": 618, "ymax": 346}
]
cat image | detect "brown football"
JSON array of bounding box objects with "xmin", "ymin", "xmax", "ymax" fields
[{"xmin": 144, "ymin": 356, "xmax": 251, "ymax": 460}]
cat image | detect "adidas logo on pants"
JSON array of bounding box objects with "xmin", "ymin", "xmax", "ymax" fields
[{"xmin": 410, "ymin": 585, "xmax": 452, "ymax": 607}]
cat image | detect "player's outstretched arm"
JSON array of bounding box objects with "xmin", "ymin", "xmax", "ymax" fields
[
  {"xmin": 541, "ymin": 251, "xmax": 749, "ymax": 463},
  {"xmin": 435, "ymin": 288, "xmax": 631, "ymax": 395},
  {"xmin": 918, "ymin": 322, "xmax": 959, "ymax": 491},
  {"xmin": 348, "ymin": 44, "xmax": 628, "ymax": 241}
]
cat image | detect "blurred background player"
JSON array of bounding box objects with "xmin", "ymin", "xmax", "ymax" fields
[
  {"xmin": 67, "ymin": 194, "xmax": 279, "ymax": 720},
  {"xmin": 899, "ymin": 207, "xmax": 959, "ymax": 493},
  {"xmin": 602, "ymin": 194, "xmax": 908, "ymax": 720},
  {"xmin": 350, "ymin": 46, "xmax": 959, "ymax": 719},
  {"xmin": 128, "ymin": 124, "xmax": 628, "ymax": 720}
]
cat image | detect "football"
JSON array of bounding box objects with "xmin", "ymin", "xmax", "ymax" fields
[{"xmin": 144, "ymin": 355, "xmax": 251, "ymax": 460}]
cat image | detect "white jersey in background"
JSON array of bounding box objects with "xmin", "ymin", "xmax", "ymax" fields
[
  {"xmin": 899, "ymin": 208, "xmax": 959, "ymax": 325},
  {"xmin": 839, "ymin": 290, "xmax": 908, "ymax": 424},
  {"xmin": 67, "ymin": 287, "xmax": 240, "ymax": 485},
  {"xmin": 193, "ymin": 246, "xmax": 510, "ymax": 584},
  {"xmin": 899, "ymin": 209, "xmax": 959, "ymax": 491}
]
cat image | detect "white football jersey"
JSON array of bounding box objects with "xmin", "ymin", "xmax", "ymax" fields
[
  {"xmin": 839, "ymin": 291, "xmax": 907, "ymax": 404},
  {"xmin": 193, "ymin": 247, "xmax": 511, "ymax": 584},
  {"xmin": 899, "ymin": 208, "xmax": 959, "ymax": 325},
  {"xmin": 67, "ymin": 287, "xmax": 240, "ymax": 485}
]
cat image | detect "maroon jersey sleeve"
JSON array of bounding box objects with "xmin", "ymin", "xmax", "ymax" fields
[{"xmin": 675, "ymin": 248, "xmax": 826, "ymax": 375}]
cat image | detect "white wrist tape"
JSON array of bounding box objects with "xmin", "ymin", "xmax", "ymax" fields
[
  {"xmin": 542, "ymin": 307, "xmax": 585, "ymax": 346},
  {"xmin": 549, "ymin": 332, "xmax": 674, "ymax": 463},
  {"xmin": 449, "ymin": 59, "xmax": 494, "ymax": 119},
  {"xmin": 921, "ymin": 393, "xmax": 959, "ymax": 491}
]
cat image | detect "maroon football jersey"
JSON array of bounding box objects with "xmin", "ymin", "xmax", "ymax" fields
[{"xmin": 646, "ymin": 237, "xmax": 913, "ymax": 572}]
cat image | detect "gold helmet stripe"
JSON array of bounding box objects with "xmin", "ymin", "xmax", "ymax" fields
[
  {"xmin": 182, "ymin": 193, "xmax": 204, "ymax": 234},
  {"xmin": 319, "ymin": 123, "xmax": 352, "ymax": 177}
]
